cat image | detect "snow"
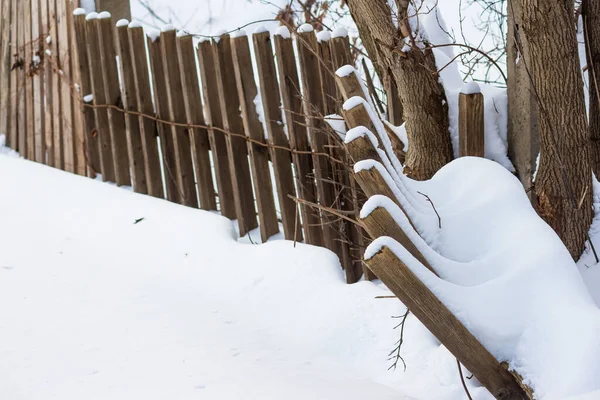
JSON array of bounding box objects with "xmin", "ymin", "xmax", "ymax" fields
[
  {"xmin": 116, "ymin": 19, "xmax": 129, "ymax": 28},
  {"xmin": 147, "ymin": 29, "xmax": 160, "ymax": 43},
  {"xmin": 230, "ymin": 29, "xmax": 247, "ymax": 38},
  {"xmin": 98, "ymin": 11, "xmax": 111, "ymax": 19},
  {"xmin": 253, "ymin": 94, "xmax": 268, "ymax": 140},
  {"xmin": 161, "ymin": 24, "xmax": 176, "ymax": 32},
  {"xmin": 331, "ymin": 27, "xmax": 348, "ymax": 38},
  {"xmin": 128, "ymin": 21, "xmax": 142, "ymax": 29},
  {"xmin": 177, "ymin": 30, "xmax": 190, "ymax": 38},
  {"xmin": 274, "ymin": 26, "xmax": 291, "ymax": 39},
  {"xmin": 73, "ymin": 7, "xmax": 86, "ymax": 16},
  {"xmin": 461, "ymin": 81, "xmax": 481, "ymax": 95},
  {"xmin": 83, "ymin": 94, "xmax": 94, "ymax": 103},
  {"xmin": 85, "ymin": 12, "xmax": 98, "ymax": 21},
  {"xmin": 297, "ymin": 23, "xmax": 314, "ymax": 33},
  {"xmin": 324, "ymin": 114, "xmax": 347, "ymax": 140},
  {"xmin": 254, "ymin": 25, "xmax": 269, "ymax": 34},
  {"xmin": 316, "ymin": 30, "xmax": 331, "ymax": 43},
  {"xmin": 335, "ymin": 65, "xmax": 355, "ymax": 78}
]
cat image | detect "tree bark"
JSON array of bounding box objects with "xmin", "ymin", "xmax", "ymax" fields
[
  {"xmin": 585, "ymin": 0, "xmax": 600, "ymax": 177},
  {"xmin": 519, "ymin": 0, "xmax": 593, "ymax": 259},
  {"xmin": 345, "ymin": 0, "xmax": 453, "ymax": 180}
]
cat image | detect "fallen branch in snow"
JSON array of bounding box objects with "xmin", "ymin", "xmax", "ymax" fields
[
  {"xmin": 457, "ymin": 359, "xmax": 474, "ymax": 400},
  {"xmin": 388, "ymin": 310, "xmax": 409, "ymax": 371},
  {"xmin": 417, "ymin": 191, "xmax": 442, "ymax": 229}
]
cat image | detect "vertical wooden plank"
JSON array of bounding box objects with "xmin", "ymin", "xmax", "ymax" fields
[
  {"xmin": 384, "ymin": 74, "xmax": 403, "ymax": 126},
  {"xmin": 160, "ymin": 28, "xmax": 198, "ymax": 208},
  {"xmin": 67, "ymin": 0, "xmax": 86, "ymax": 176},
  {"xmin": 147, "ymin": 33, "xmax": 179, "ymax": 202},
  {"xmin": 17, "ymin": 0, "xmax": 27, "ymax": 155},
  {"xmin": 32, "ymin": 0, "xmax": 45, "ymax": 163},
  {"xmin": 24, "ymin": 0, "xmax": 35, "ymax": 160},
  {"xmin": 0, "ymin": 0, "xmax": 11, "ymax": 142},
  {"xmin": 72, "ymin": 8, "xmax": 100, "ymax": 174},
  {"xmin": 51, "ymin": 0, "xmax": 63, "ymax": 168},
  {"xmin": 176, "ymin": 32, "xmax": 216, "ymax": 210},
  {"xmin": 56, "ymin": 0, "xmax": 75, "ymax": 172},
  {"xmin": 8, "ymin": 0, "xmax": 18, "ymax": 151},
  {"xmin": 96, "ymin": 13, "xmax": 131, "ymax": 186},
  {"xmin": 458, "ymin": 89, "xmax": 485, "ymax": 157},
  {"xmin": 273, "ymin": 27, "xmax": 322, "ymax": 246},
  {"xmin": 197, "ymin": 39, "xmax": 236, "ymax": 218},
  {"xmin": 213, "ymin": 33, "xmax": 258, "ymax": 236},
  {"xmin": 231, "ymin": 32, "xmax": 279, "ymax": 242},
  {"xmin": 296, "ymin": 26, "xmax": 339, "ymax": 254},
  {"xmin": 44, "ymin": 0, "xmax": 57, "ymax": 166},
  {"xmin": 85, "ymin": 14, "xmax": 115, "ymax": 181},
  {"xmin": 128, "ymin": 24, "xmax": 164, "ymax": 199},
  {"xmin": 252, "ymin": 30, "xmax": 303, "ymax": 242},
  {"xmin": 115, "ymin": 20, "xmax": 147, "ymax": 194}
]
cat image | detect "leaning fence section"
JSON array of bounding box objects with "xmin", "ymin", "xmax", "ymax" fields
[{"xmin": 0, "ymin": 1, "xmax": 486, "ymax": 285}]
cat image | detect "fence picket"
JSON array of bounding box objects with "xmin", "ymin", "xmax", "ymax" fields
[
  {"xmin": 160, "ymin": 28, "xmax": 199, "ymax": 208},
  {"xmin": 32, "ymin": 0, "xmax": 46, "ymax": 163},
  {"xmin": 213, "ymin": 34, "xmax": 257, "ymax": 237},
  {"xmin": 97, "ymin": 14, "xmax": 131, "ymax": 186},
  {"xmin": 196, "ymin": 40, "xmax": 236, "ymax": 218},
  {"xmin": 176, "ymin": 32, "xmax": 216, "ymax": 211},
  {"xmin": 9, "ymin": 0, "xmax": 18, "ymax": 153},
  {"xmin": 50, "ymin": 0, "xmax": 63, "ymax": 168},
  {"xmin": 56, "ymin": 0, "xmax": 75, "ymax": 172},
  {"xmin": 147, "ymin": 34, "xmax": 179, "ymax": 202},
  {"xmin": 0, "ymin": 0, "xmax": 11, "ymax": 144},
  {"xmin": 17, "ymin": 0, "xmax": 27, "ymax": 156},
  {"xmin": 116, "ymin": 21, "xmax": 148, "ymax": 194},
  {"xmin": 25, "ymin": 0, "xmax": 35, "ymax": 161},
  {"xmin": 128, "ymin": 25, "xmax": 164, "ymax": 199},
  {"xmin": 273, "ymin": 29, "xmax": 322, "ymax": 246},
  {"xmin": 296, "ymin": 28, "xmax": 339, "ymax": 254},
  {"xmin": 252, "ymin": 30, "xmax": 303, "ymax": 242}
]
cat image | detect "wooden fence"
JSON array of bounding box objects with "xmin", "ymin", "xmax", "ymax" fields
[{"xmin": 0, "ymin": 1, "xmax": 486, "ymax": 285}]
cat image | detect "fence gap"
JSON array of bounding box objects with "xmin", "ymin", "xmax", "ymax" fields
[
  {"xmin": 213, "ymin": 33, "xmax": 258, "ymax": 237},
  {"xmin": 252, "ymin": 30, "xmax": 303, "ymax": 242},
  {"xmin": 176, "ymin": 32, "xmax": 217, "ymax": 211}
]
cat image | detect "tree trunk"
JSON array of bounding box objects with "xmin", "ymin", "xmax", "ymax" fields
[
  {"xmin": 585, "ymin": 0, "xmax": 600, "ymax": 177},
  {"xmin": 519, "ymin": 0, "xmax": 593, "ymax": 259},
  {"xmin": 345, "ymin": 0, "xmax": 453, "ymax": 180}
]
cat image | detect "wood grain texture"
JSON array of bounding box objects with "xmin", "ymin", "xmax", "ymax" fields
[
  {"xmin": 25, "ymin": 0, "xmax": 35, "ymax": 161},
  {"xmin": 458, "ymin": 92, "xmax": 484, "ymax": 157},
  {"xmin": 197, "ymin": 39, "xmax": 236, "ymax": 218},
  {"xmin": 67, "ymin": 0, "xmax": 85, "ymax": 176},
  {"xmin": 56, "ymin": 0, "xmax": 75, "ymax": 172},
  {"xmin": 160, "ymin": 28, "xmax": 198, "ymax": 208},
  {"xmin": 252, "ymin": 31, "xmax": 303, "ymax": 242},
  {"xmin": 0, "ymin": 0, "xmax": 11, "ymax": 147},
  {"xmin": 50, "ymin": 0, "xmax": 63, "ymax": 168},
  {"xmin": 213, "ymin": 34, "xmax": 257, "ymax": 236},
  {"xmin": 128, "ymin": 26, "xmax": 164, "ymax": 199},
  {"xmin": 176, "ymin": 34, "xmax": 216, "ymax": 210},
  {"xmin": 32, "ymin": 0, "xmax": 45, "ymax": 163},
  {"xmin": 231, "ymin": 34, "xmax": 279, "ymax": 242},
  {"xmin": 17, "ymin": 0, "xmax": 27, "ymax": 156},
  {"xmin": 273, "ymin": 31, "xmax": 322, "ymax": 246}
]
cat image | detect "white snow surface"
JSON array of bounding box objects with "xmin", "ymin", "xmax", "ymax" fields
[
  {"xmin": 116, "ymin": 19, "xmax": 129, "ymax": 28},
  {"xmin": 98, "ymin": 11, "xmax": 111, "ymax": 19},
  {"xmin": 461, "ymin": 81, "xmax": 481, "ymax": 94},
  {"xmin": 274, "ymin": 26, "xmax": 290, "ymax": 39},
  {"xmin": 73, "ymin": 7, "xmax": 86, "ymax": 16}
]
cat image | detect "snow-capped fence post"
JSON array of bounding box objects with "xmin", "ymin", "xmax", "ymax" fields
[
  {"xmin": 459, "ymin": 83, "xmax": 485, "ymax": 158},
  {"xmin": 126, "ymin": 23, "xmax": 165, "ymax": 199},
  {"xmin": 230, "ymin": 31, "xmax": 280, "ymax": 242},
  {"xmin": 146, "ymin": 33, "xmax": 179, "ymax": 203},
  {"xmin": 97, "ymin": 13, "xmax": 131, "ymax": 186},
  {"xmin": 296, "ymin": 25, "xmax": 340, "ymax": 256},
  {"xmin": 213, "ymin": 33, "xmax": 258, "ymax": 236},
  {"xmin": 115, "ymin": 20, "xmax": 148, "ymax": 195},
  {"xmin": 175, "ymin": 31, "xmax": 217, "ymax": 211},
  {"xmin": 273, "ymin": 27, "xmax": 323, "ymax": 247},
  {"xmin": 364, "ymin": 247, "xmax": 529, "ymax": 399},
  {"xmin": 72, "ymin": 9, "xmax": 101, "ymax": 176},
  {"xmin": 83, "ymin": 14, "xmax": 116, "ymax": 182},
  {"xmin": 252, "ymin": 29, "xmax": 304, "ymax": 242},
  {"xmin": 196, "ymin": 39, "xmax": 237, "ymax": 219},
  {"xmin": 159, "ymin": 27, "xmax": 199, "ymax": 208}
]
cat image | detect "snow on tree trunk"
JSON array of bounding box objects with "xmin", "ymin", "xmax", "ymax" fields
[
  {"xmin": 345, "ymin": 0, "xmax": 453, "ymax": 180},
  {"xmin": 520, "ymin": 0, "xmax": 593, "ymax": 259}
]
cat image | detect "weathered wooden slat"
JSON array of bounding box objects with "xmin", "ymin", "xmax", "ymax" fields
[
  {"xmin": 128, "ymin": 25, "xmax": 164, "ymax": 199},
  {"xmin": 8, "ymin": 0, "xmax": 19, "ymax": 152},
  {"xmin": 160, "ymin": 28, "xmax": 198, "ymax": 208},
  {"xmin": 116, "ymin": 20, "xmax": 147, "ymax": 194},
  {"xmin": 72, "ymin": 9, "xmax": 100, "ymax": 174},
  {"xmin": 459, "ymin": 90, "xmax": 485, "ymax": 158},
  {"xmin": 197, "ymin": 39, "xmax": 236, "ymax": 218},
  {"xmin": 46, "ymin": 0, "xmax": 59, "ymax": 167},
  {"xmin": 176, "ymin": 32, "xmax": 216, "ymax": 210},
  {"xmin": 213, "ymin": 33, "xmax": 257, "ymax": 236},
  {"xmin": 147, "ymin": 33, "xmax": 178, "ymax": 202},
  {"xmin": 97, "ymin": 14, "xmax": 131, "ymax": 186},
  {"xmin": 273, "ymin": 29, "xmax": 322, "ymax": 246},
  {"xmin": 17, "ymin": 0, "xmax": 27, "ymax": 155},
  {"xmin": 384, "ymin": 74, "xmax": 403, "ymax": 126},
  {"xmin": 365, "ymin": 246, "xmax": 528, "ymax": 399},
  {"xmin": 25, "ymin": 0, "xmax": 35, "ymax": 161},
  {"xmin": 231, "ymin": 33, "xmax": 279, "ymax": 242},
  {"xmin": 252, "ymin": 30, "xmax": 303, "ymax": 242},
  {"xmin": 56, "ymin": 0, "xmax": 75, "ymax": 172},
  {"xmin": 85, "ymin": 15, "xmax": 114, "ymax": 181},
  {"xmin": 0, "ymin": 0, "xmax": 12, "ymax": 144},
  {"xmin": 296, "ymin": 28, "xmax": 339, "ymax": 254},
  {"xmin": 32, "ymin": 0, "xmax": 45, "ymax": 163}
]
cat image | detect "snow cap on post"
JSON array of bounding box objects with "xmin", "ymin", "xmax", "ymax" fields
[
  {"xmin": 316, "ymin": 30, "xmax": 331, "ymax": 42},
  {"xmin": 335, "ymin": 65, "xmax": 356, "ymax": 78},
  {"xmin": 297, "ymin": 23, "xmax": 314, "ymax": 33},
  {"xmin": 147, "ymin": 29, "xmax": 160, "ymax": 42},
  {"xmin": 331, "ymin": 27, "xmax": 348, "ymax": 38},
  {"xmin": 161, "ymin": 24, "xmax": 175, "ymax": 32},
  {"xmin": 128, "ymin": 21, "xmax": 142, "ymax": 29},
  {"xmin": 274, "ymin": 26, "xmax": 291, "ymax": 39},
  {"xmin": 98, "ymin": 11, "xmax": 111, "ymax": 19},
  {"xmin": 461, "ymin": 81, "xmax": 481, "ymax": 95},
  {"xmin": 116, "ymin": 19, "xmax": 129, "ymax": 27},
  {"xmin": 73, "ymin": 7, "xmax": 86, "ymax": 16},
  {"xmin": 230, "ymin": 29, "xmax": 247, "ymax": 38},
  {"xmin": 254, "ymin": 25, "xmax": 269, "ymax": 34},
  {"xmin": 176, "ymin": 30, "xmax": 190, "ymax": 38},
  {"xmin": 85, "ymin": 12, "xmax": 99, "ymax": 20},
  {"xmin": 213, "ymin": 29, "xmax": 228, "ymax": 43}
]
